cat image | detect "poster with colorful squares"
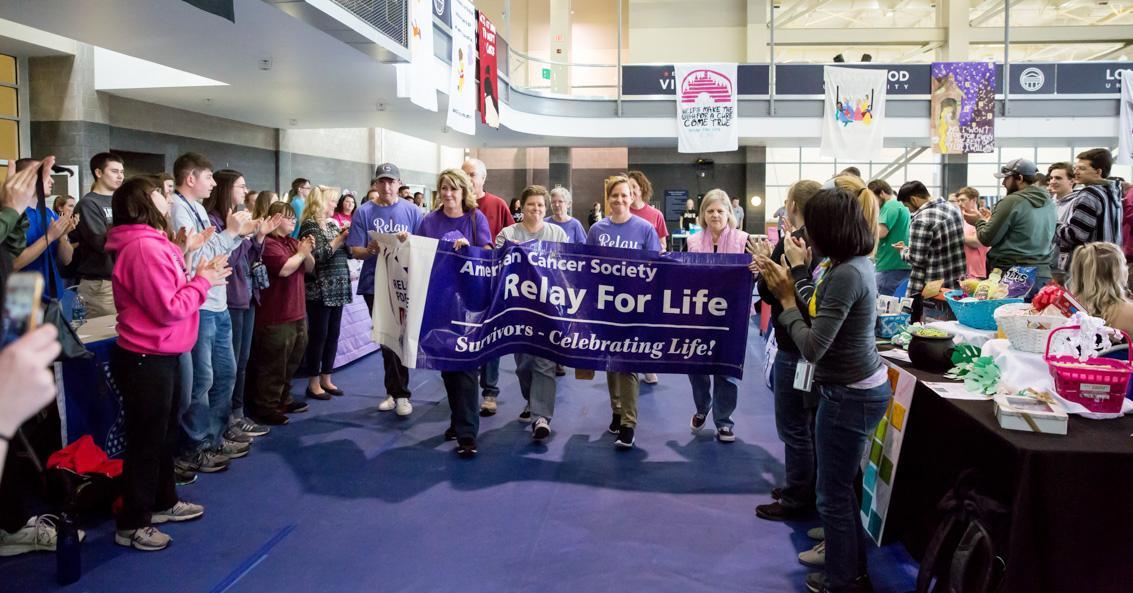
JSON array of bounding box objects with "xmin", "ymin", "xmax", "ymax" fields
[{"xmin": 859, "ymin": 362, "xmax": 916, "ymax": 545}]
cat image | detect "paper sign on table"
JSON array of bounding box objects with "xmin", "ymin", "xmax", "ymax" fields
[{"xmin": 924, "ymin": 381, "xmax": 992, "ymax": 401}]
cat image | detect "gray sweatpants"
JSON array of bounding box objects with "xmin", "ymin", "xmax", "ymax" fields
[{"xmin": 514, "ymin": 353, "xmax": 558, "ymax": 420}]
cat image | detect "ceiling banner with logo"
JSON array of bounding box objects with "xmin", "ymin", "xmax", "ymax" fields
[
  {"xmin": 477, "ymin": 11, "xmax": 500, "ymax": 128},
  {"xmin": 1120, "ymin": 72, "xmax": 1133, "ymax": 165},
  {"xmin": 445, "ymin": 0, "xmax": 476, "ymax": 135},
  {"xmin": 399, "ymin": 0, "xmax": 437, "ymax": 111},
  {"xmin": 674, "ymin": 63, "xmax": 738, "ymax": 154},
  {"xmin": 820, "ymin": 66, "xmax": 887, "ymax": 161},
  {"xmin": 931, "ymin": 62, "xmax": 995, "ymax": 154}
]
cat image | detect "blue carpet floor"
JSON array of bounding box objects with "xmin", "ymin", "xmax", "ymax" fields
[{"xmin": 1, "ymin": 321, "xmax": 917, "ymax": 593}]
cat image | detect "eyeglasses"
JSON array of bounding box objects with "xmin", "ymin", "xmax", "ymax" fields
[{"xmin": 283, "ymin": 214, "xmax": 297, "ymax": 220}]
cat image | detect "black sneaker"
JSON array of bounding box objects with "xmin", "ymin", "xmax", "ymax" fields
[
  {"xmin": 254, "ymin": 412, "xmax": 289, "ymax": 426},
  {"xmin": 806, "ymin": 571, "xmax": 872, "ymax": 593},
  {"xmin": 554, "ymin": 364, "xmax": 566, "ymax": 377},
  {"xmin": 532, "ymin": 417, "xmax": 551, "ymax": 441},
  {"xmin": 608, "ymin": 414, "xmax": 621, "ymax": 434},
  {"xmin": 771, "ymin": 487, "xmax": 783, "ymax": 501},
  {"xmin": 614, "ymin": 426, "xmax": 635, "ymax": 449},
  {"xmin": 755, "ymin": 501, "xmax": 813, "ymax": 521},
  {"xmin": 456, "ymin": 437, "xmax": 478, "ymax": 458},
  {"xmin": 690, "ymin": 413, "xmax": 707, "ymax": 433},
  {"xmin": 283, "ymin": 401, "xmax": 309, "ymax": 414},
  {"xmin": 174, "ymin": 466, "xmax": 197, "ymax": 486},
  {"xmin": 518, "ymin": 405, "xmax": 532, "ymax": 423},
  {"xmin": 443, "ymin": 426, "xmax": 457, "ymax": 441},
  {"xmin": 715, "ymin": 426, "xmax": 736, "ymax": 442}
]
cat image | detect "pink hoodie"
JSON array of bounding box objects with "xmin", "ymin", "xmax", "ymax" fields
[
  {"xmin": 105, "ymin": 224, "xmax": 211, "ymax": 355},
  {"xmin": 687, "ymin": 225, "xmax": 749, "ymax": 254}
]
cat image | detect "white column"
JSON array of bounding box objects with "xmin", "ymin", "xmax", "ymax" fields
[{"xmin": 549, "ymin": 0, "xmax": 571, "ymax": 94}]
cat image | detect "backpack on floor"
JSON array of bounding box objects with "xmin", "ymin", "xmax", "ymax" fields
[{"xmin": 915, "ymin": 470, "xmax": 1009, "ymax": 593}]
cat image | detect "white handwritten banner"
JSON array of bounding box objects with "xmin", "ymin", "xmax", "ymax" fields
[
  {"xmin": 820, "ymin": 66, "xmax": 887, "ymax": 160},
  {"xmin": 674, "ymin": 63, "xmax": 738, "ymax": 154},
  {"xmin": 445, "ymin": 0, "xmax": 477, "ymax": 135}
]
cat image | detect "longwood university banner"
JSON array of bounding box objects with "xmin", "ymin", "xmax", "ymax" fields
[
  {"xmin": 820, "ymin": 66, "xmax": 887, "ymax": 160},
  {"xmin": 445, "ymin": 0, "xmax": 477, "ymax": 135},
  {"xmin": 477, "ymin": 12, "xmax": 500, "ymax": 129},
  {"xmin": 1120, "ymin": 71, "xmax": 1133, "ymax": 166},
  {"xmin": 371, "ymin": 236, "xmax": 753, "ymax": 377},
  {"xmin": 674, "ymin": 64, "xmax": 738, "ymax": 153},
  {"xmin": 399, "ymin": 0, "xmax": 438, "ymax": 111}
]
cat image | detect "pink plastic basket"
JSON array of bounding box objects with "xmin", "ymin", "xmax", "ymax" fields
[{"xmin": 1043, "ymin": 326, "xmax": 1133, "ymax": 414}]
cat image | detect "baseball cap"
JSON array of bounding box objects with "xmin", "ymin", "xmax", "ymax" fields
[
  {"xmin": 993, "ymin": 158, "xmax": 1038, "ymax": 179},
  {"xmin": 375, "ymin": 162, "xmax": 400, "ymax": 181}
]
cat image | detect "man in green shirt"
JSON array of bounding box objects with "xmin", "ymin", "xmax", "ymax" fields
[{"xmin": 869, "ymin": 180, "xmax": 911, "ymax": 296}]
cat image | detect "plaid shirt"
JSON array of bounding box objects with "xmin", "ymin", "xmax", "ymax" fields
[{"xmin": 903, "ymin": 197, "xmax": 967, "ymax": 295}]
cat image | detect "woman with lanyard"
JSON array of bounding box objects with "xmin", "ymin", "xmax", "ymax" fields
[
  {"xmin": 750, "ymin": 180, "xmax": 822, "ymax": 524},
  {"xmin": 685, "ymin": 189, "xmax": 747, "ymax": 442},
  {"xmin": 756, "ymin": 187, "xmax": 889, "ymax": 593},
  {"xmin": 586, "ymin": 175, "xmax": 660, "ymax": 449},
  {"xmin": 413, "ymin": 168, "xmax": 491, "ymax": 457}
]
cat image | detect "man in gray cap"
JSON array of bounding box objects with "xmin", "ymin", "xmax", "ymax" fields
[
  {"xmin": 347, "ymin": 162, "xmax": 424, "ymax": 415},
  {"xmin": 963, "ymin": 158, "xmax": 1056, "ymax": 300}
]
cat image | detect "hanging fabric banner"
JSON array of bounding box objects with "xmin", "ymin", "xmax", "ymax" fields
[
  {"xmin": 397, "ymin": 0, "xmax": 437, "ymax": 112},
  {"xmin": 477, "ymin": 11, "xmax": 500, "ymax": 129},
  {"xmin": 1119, "ymin": 71, "xmax": 1133, "ymax": 165},
  {"xmin": 820, "ymin": 66, "xmax": 888, "ymax": 160},
  {"xmin": 371, "ymin": 236, "xmax": 753, "ymax": 377},
  {"xmin": 674, "ymin": 63, "xmax": 738, "ymax": 153},
  {"xmin": 931, "ymin": 62, "xmax": 996, "ymax": 154},
  {"xmin": 445, "ymin": 0, "xmax": 477, "ymax": 135}
]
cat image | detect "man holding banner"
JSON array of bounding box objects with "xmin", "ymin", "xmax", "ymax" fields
[{"xmin": 347, "ymin": 163, "xmax": 423, "ymax": 416}]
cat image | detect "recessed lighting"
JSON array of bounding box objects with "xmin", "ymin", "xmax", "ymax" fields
[{"xmin": 750, "ymin": 195, "xmax": 762, "ymax": 207}]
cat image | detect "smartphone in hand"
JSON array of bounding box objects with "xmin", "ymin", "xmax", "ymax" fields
[{"xmin": 3, "ymin": 272, "xmax": 44, "ymax": 345}]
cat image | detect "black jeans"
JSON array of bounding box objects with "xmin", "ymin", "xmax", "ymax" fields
[
  {"xmin": 442, "ymin": 370, "xmax": 480, "ymax": 439},
  {"xmin": 0, "ymin": 407, "xmax": 61, "ymax": 532},
  {"xmin": 248, "ymin": 320, "xmax": 308, "ymax": 418},
  {"xmin": 363, "ymin": 293, "xmax": 412, "ymax": 399},
  {"xmin": 300, "ymin": 301, "xmax": 344, "ymax": 377},
  {"xmin": 110, "ymin": 346, "xmax": 181, "ymax": 531}
]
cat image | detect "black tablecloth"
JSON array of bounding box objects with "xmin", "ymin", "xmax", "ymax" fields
[{"xmin": 887, "ymin": 361, "xmax": 1133, "ymax": 593}]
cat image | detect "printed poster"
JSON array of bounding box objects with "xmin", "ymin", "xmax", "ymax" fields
[
  {"xmin": 398, "ymin": 0, "xmax": 438, "ymax": 111},
  {"xmin": 674, "ymin": 63, "xmax": 738, "ymax": 153},
  {"xmin": 445, "ymin": 0, "xmax": 476, "ymax": 135},
  {"xmin": 820, "ymin": 66, "xmax": 887, "ymax": 160},
  {"xmin": 1120, "ymin": 71, "xmax": 1133, "ymax": 165},
  {"xmin": 931, "ymin": 62, "xmax": 996, "ymax": 154},
  {"xmin": 477, "ymin": 11, "xmax": 500, "ymax": 129},
  {"xmin": 860, "ymin": 362, "xmax": 916, "ymax": 545}
]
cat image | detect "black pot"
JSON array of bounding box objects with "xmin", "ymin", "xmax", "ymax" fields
[{"xmin": 907, "ymin": 332, "xmax": 956, "ymax": 373}]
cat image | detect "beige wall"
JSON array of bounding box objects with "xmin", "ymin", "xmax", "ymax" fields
[{"xmin": 628, "ymin": 0, "xmax": 746, "ymax": 63}]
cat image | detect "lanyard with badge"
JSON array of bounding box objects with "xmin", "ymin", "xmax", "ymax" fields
[
  {"xmin": 794, "ymin": 258, "xmax": 831, "ymax": 392},
  {"xmin": 176, "ymin": 191, "xmax": 210, "ymax": 232}
]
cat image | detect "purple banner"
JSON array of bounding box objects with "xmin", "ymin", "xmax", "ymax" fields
[
  {"xmin": 413, "ymin": 240, "xmax": 753, "ymax": 377},
  {"xmin": 931, "ymin": 61, "xmax": 996, "ymax": 154}
]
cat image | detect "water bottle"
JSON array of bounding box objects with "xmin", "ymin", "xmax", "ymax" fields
[
  {"xmin": 70, "ymin": 293, "xmax": 87, "ymax": 330},
  {"xmin": 55, "ymin": 513, "xmax": 81, "ymax": 585}
]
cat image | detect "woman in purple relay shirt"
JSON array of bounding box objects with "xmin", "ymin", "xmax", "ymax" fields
[{"xmin": 413, "ymin": 168, "xmax": 491, "ymax": 457}]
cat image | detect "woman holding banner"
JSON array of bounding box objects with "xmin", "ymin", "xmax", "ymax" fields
[
  {"xmin": 685, "ymin": 189, "xmax": 747, "ymax": 443},
  {"xmin": 415, "ymin": 168, "xmax": 491, "ymax": 458},
  {"xmin": 495, "ymin": 185, "xmax": 568, "ymax": 442},
  {"xmin": 756, "ymin": 188, "xmax": 889, "ymax": 593},
  {"xmin": 587, "ymin": 176, "xmax": 661, "ymax": 450}
]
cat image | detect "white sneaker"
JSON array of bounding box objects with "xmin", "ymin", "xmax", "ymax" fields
[
  {"xmin": 395, "ymin": 398, "xmax": 413, "ymax": 416},
  {"xmin": 152, "ymin": 501, "xmax": 204, "ymax": 524},
  {"xmin": 115, "ymin": 526, "xmax": 171, "ymax": 551},
  {"xmin": 642, "ymin": 373, "xmax": 659, "ymax": 384},
  {"xmin": 0, "ymin": 515, "xmax": 85, "ymax": 557},
  {"xmin": 377, "ymin": 395, "xmax": 396, "ymax": 411}
]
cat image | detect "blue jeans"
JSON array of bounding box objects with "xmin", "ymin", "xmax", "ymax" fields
[
  {"xmin": 688, "ymin": 374, "xmax": 738, "ymax": 429},
  {"xmin": 815, "ymin": 381, "xmax": 892, "ymax": 592},
  {"xmin": 228, "ymin": 306, "xmax": 255, "ymax": 419},
  {"xmin": 772, "ymin": 350, "xmax": 818, "ymax": 509},
  {"xmin": 875, "ymin": 269, "xmax": 910, "ymax": 297},
  {"xmin": 181, "ymin": 310, "xmax": 237, "ymax": 453},
  {"xmin": 480, "ymin": 358, "xmax": 500, "ymax": 398},
  {"xmin": 177, "ymin": 352, "xmax": 193, "ymax": 419}
]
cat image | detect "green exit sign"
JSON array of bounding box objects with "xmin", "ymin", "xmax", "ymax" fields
[{"xmin": 541, "ymin": 67, "xmax": 551, "ymax": 80}]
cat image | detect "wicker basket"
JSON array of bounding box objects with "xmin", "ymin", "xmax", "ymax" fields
[
  {"xmin": 993, "ymin": 303, "xmax": 1070, "ymax": 354},
  {"xmin": 945, "ymin": 290, "xmax": 1023, "ymax": 331}
]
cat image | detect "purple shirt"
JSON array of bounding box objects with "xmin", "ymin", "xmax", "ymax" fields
[
  {"xmin": 586, "ymin": 216, "xmax": 661, "ymax": 251},
  {"xmin": 545, "ymin": 216, "xmax": 586, "ymax": 244},
  {"xmin": 208, "ymin": 212, "xmax": 264, "ymax": 309},
  {"xmin": 416, "ymin": 210, "xmax": 492, "ymax": 247},
  {"xmin": 348, "ymin": 198, "xmax": 423, "ymax": 295}
]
